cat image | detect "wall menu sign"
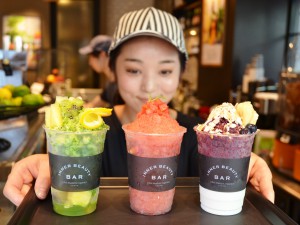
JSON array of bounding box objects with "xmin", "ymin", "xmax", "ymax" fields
[{"xmin": 201, "ymin": 0, "xmax": 226, "ymax": 67}]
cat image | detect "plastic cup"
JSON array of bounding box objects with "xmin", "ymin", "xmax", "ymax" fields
[
  {"xmin": 194, "ymin": 129, "xmax": 256, "ymax": 216},
  {"xmin": 44, "ymin": 127, "xmax": 108, "ymax": 216},
  {"xmin": 122, "ymin": 125, "xmax": 186, "ymax": 215}
]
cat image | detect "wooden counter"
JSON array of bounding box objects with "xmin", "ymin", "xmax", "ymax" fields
[
  {"xmin": 272, "ymin": 169, "xmax": 300, "ymax": 223},
  {"xmin": 0, "ymin": 112, "xmax": 45, "ymax": 225}
]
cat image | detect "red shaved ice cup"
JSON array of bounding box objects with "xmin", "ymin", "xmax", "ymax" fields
[
  {"xmin": 194, "ymin": 129, "xmax": 256, "ymax": 216},
  {"xmin": 122, "ymin": 124, "xmax": 186, "ymax": 215}
]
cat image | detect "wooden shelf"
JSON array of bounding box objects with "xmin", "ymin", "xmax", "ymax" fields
[{"xmin": 173, "ymin": 1, "xmax": 201, "ymax": 13}]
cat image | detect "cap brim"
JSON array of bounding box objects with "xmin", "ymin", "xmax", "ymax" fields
[
  {"xmin": 110, "ymin": 31, "xmax": 177, "ymax": 53},
  {"xmin": 109, "ymin": 31, "xmax": 188, "ymax": 61},
  {"xmin": 79, "ymin": 46, "xmax": 93, "ymax": 55}
]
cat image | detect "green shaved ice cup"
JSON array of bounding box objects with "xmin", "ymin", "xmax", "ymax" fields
[
  {"xmin": 44, "ymin": 127, "xmax": 109, "ymax": 216},
  {"xmin": 44, "ymin": 128, "xmax": 108, "ymax": 156}
]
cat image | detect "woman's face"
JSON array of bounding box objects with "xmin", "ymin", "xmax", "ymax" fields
[
  {"xmin": 89, "ymin": 52, "xmax": 105, "ymax": 73},
  {"xmin": 115, "ymin": 36, "xmax": 182, "ymax": 114},
  {"xmin": 89, "ymin": 55, "xmax": 101, "ymax": 73}
]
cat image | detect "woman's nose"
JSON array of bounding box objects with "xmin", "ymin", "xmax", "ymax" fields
[{"xmin": 141, "ymin": 73, "xmax": 157, "ymax": 93}]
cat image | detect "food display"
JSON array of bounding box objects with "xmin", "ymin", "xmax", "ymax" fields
[
  {"xmin": 122, "ymin": 99, "xmax": 186, "ymax": 215},
  {"xmin": 44, "ymin": 96, "xmax": 111, "ymax": 216},
  {"xmin": 0, "ymin": 84, "xmax": 44, "ymax": 106},
  {"xmin": 194, "ymin": 102, "xmax": 259, "ymax": 216},
  {"xmin": 0, "ymin": 84, "xmax": 46, "ymax": 120},
  {"xmin": 284, "ymin": 80, "xmax": 300, "ymax": 131}
]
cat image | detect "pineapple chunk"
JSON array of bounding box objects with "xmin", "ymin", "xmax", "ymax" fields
[
  {"xmin": 55, "ymin": 96, "xmax": 68, "ymax": 103},
  {"xmin": 45, "ymin": 106, "xmax": 52, "ymax": 127},
  {"xmin": 50, "ymin": 104, "xmax": 62, "ymax": 128},
  {"xmin": 235, "ymin": 101, "xmax": 259, "ymax": 126}
]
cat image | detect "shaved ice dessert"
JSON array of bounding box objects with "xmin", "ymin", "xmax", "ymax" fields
[
  {"xmin": 44, "ymin": 96, "xmax": 111, "ymax": 216},
  {"xmin": 196, "ymin": 102, "xmax": 258, "ymax": 135},
  {"xmin": 122, "ymin": 99, "xmax": 186, "ymax": 215},
  {"xmin": 194, "ymin": 101, "xmax": 259, "ymax": 216}
]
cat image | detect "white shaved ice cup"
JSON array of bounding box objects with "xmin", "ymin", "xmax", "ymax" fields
[
  {"xmin": 195, "ymin": 129, "xmax": 256, "ymax": 216},
  {"xmin": 200, "ymin": 186, "xmax": 246, "ymax": 215}
]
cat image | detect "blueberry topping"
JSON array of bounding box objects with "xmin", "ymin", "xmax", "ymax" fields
[
  {"xmin": 245, "ymin": 124, "xmax": 257, "ymax": 133},
  {"xmin": 239, "ymin": 128, "xmax": 250, "ymax": 134}
]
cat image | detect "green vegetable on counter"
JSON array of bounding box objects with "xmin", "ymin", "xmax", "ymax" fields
[{"xmin": 12, "ymin": 85, "xmax": 31, "ymax": 97}]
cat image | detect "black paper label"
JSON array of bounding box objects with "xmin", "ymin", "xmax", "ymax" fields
[
  {"xmin": 127, "ymin": 153, "xmax": 178, "ymax": 192},
  {"xmin": 198, "ymin": 154, "xmax": 250, "ymax": 192},
  {"xmin": 49, "ymin": 153, "xmax": 102, "ymax": 192}
]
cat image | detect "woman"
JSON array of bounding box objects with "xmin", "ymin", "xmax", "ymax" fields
[
  {"xmin": 3, "ymin": 7, "xmax": 274, "ymax": 206},
  {"xmin": 79, "ymin": 35, "xmax": 119, "ymax": 107}
]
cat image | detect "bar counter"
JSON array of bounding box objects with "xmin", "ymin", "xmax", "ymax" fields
[
  {"xmin": 272, "ymin": 168, "xmax": 300, "ymax": 223},
  {"xmin": 6, "ymin": 177, "xmax": 298, "ymax": 225},
  {"xmin": 0, "ymin": 112, "xmax": 46, "ymax": 224},
  {"xmin": 0, "ymin": 112, "xmax": 45, "ymax": 181}
]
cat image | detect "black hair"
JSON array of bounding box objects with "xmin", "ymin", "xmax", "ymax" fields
[{"xmin": 91, "ymin": 40, "xmax": 111, "ymax": 57}]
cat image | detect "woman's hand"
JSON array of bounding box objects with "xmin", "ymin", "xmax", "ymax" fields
[
  {"xmin": 248, "ymin": 152, "xmax": 275, "ymax": 203},
  {"xmin": 3, "ymin": 154, "xmax": 51, "ymax": 206}
]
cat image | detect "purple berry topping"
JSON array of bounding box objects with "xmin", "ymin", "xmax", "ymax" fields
[
  {"xmin": 239, "ymin": 128, "xmax": 250, "ymax": 134},
  {"xmin": 246, "ymin": 124, "xmax": 257, "ymax": 134}
]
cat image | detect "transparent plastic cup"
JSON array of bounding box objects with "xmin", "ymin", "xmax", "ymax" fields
[
  {"xmin": 44, "ymin": 127, "xmax": 108, "ymax": 216},
  {"xmin": 194, "ymin": 129, "xmax": 256, "ymax": 216},
  {"xmin": 122, "ymin": 125, "xmax": 186, "ymax": 215}
]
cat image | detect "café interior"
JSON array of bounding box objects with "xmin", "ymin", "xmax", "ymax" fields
[{"xmin": 0, "ymin": 0, "xmax": 300, "ymax": 224}]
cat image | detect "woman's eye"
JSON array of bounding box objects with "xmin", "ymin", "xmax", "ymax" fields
[
  {"xmin": 160, "ymin": 70, "xmax": 172, "ymax": 76},
  {"xmin": 126, "ymin": 69, "xmax": 140, "ymax": 75}
]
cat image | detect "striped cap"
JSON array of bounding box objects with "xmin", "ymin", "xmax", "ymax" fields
[{"xmin": 109, "ymin": 7, "xmax": 188, "ymax": 61}]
